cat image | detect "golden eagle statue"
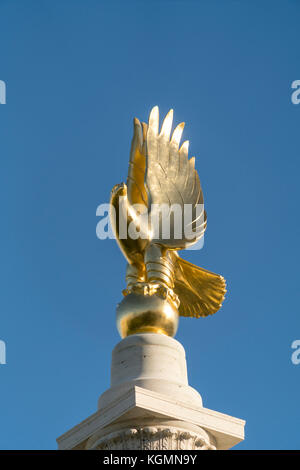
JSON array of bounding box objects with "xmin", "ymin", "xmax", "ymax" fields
[{"xmin": 110, "ymin": 106, "xmax": 226, "ymax": 338}]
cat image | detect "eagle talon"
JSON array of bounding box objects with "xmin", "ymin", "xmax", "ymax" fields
[{"xmin": 122, "ymin": 281, "xmax": 180, "ymax": 309}]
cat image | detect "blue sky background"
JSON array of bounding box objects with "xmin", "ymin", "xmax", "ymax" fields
[{"xmin": 1, "ymin": 0, "xmax": 300, "ymax": 450}]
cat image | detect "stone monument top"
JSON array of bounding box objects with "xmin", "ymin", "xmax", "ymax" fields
[{"xmin": 57, "ymin": 107, "xmax": 245, "ymax": 451}]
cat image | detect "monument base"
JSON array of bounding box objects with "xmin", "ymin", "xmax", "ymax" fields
[{"xmin": 57, "ymin": 334, "xmax": 245, "ymax": 450}]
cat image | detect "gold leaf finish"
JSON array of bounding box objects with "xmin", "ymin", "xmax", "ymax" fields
[{"xmin": 110, "ymin": 106, "xmax": 226, "ymax": 337}]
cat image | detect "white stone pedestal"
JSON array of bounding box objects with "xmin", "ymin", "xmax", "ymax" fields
[{"xmin": 57, "ymin": 334, "xmax": 245, "ymax": 450}]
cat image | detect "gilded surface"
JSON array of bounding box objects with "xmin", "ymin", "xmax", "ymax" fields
[{"xmin": 110, "ymin": 107, "xmax": 226, "ymax": 337}]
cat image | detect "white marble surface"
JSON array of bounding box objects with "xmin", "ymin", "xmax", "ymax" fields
[
  {"xmin": 98, "ymin": 333, "xmax": 203, "ymax": 410},
  {"xmin": 57, "ymin": 334, "xmax": 245, "ymax": 450}
]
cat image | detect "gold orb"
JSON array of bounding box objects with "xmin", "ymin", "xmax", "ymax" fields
[{"xmin": 116, "ymin": 291, "xmax": 179, "ymax": 338}]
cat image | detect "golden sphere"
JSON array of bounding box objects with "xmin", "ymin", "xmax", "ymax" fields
[{"xmin": 116, "ymin": 291, "xmax": 179, "ymax": 338}]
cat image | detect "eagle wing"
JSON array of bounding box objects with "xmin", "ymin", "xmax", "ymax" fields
[
  {"xmin": 127, "ymin": 118, "xmax": 148, "ymax": 208},
  {"xmin": 172, "ymin": 254, "xmax": 226, "ymax": 317},
  {"xmin": 109, "ymin": 118, "xmax": 149, "ymax": 266},
  {"xmin": 145, "ymin": 106, "xmax": 206, "ymax": 248}
]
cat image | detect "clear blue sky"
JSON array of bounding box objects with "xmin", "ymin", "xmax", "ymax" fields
[{"xmin": 1, "ymin": 0, "xmax": 299, "ymax": 450}]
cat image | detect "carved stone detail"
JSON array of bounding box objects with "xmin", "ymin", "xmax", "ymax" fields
[{"xmin": 87, "ymin": 426, "xmax": 216, "ymax": 450}]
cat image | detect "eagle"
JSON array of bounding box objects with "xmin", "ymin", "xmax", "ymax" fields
[{"xmin": 110, "ymin": 106, "xmax": 226, "ymax": 318}]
